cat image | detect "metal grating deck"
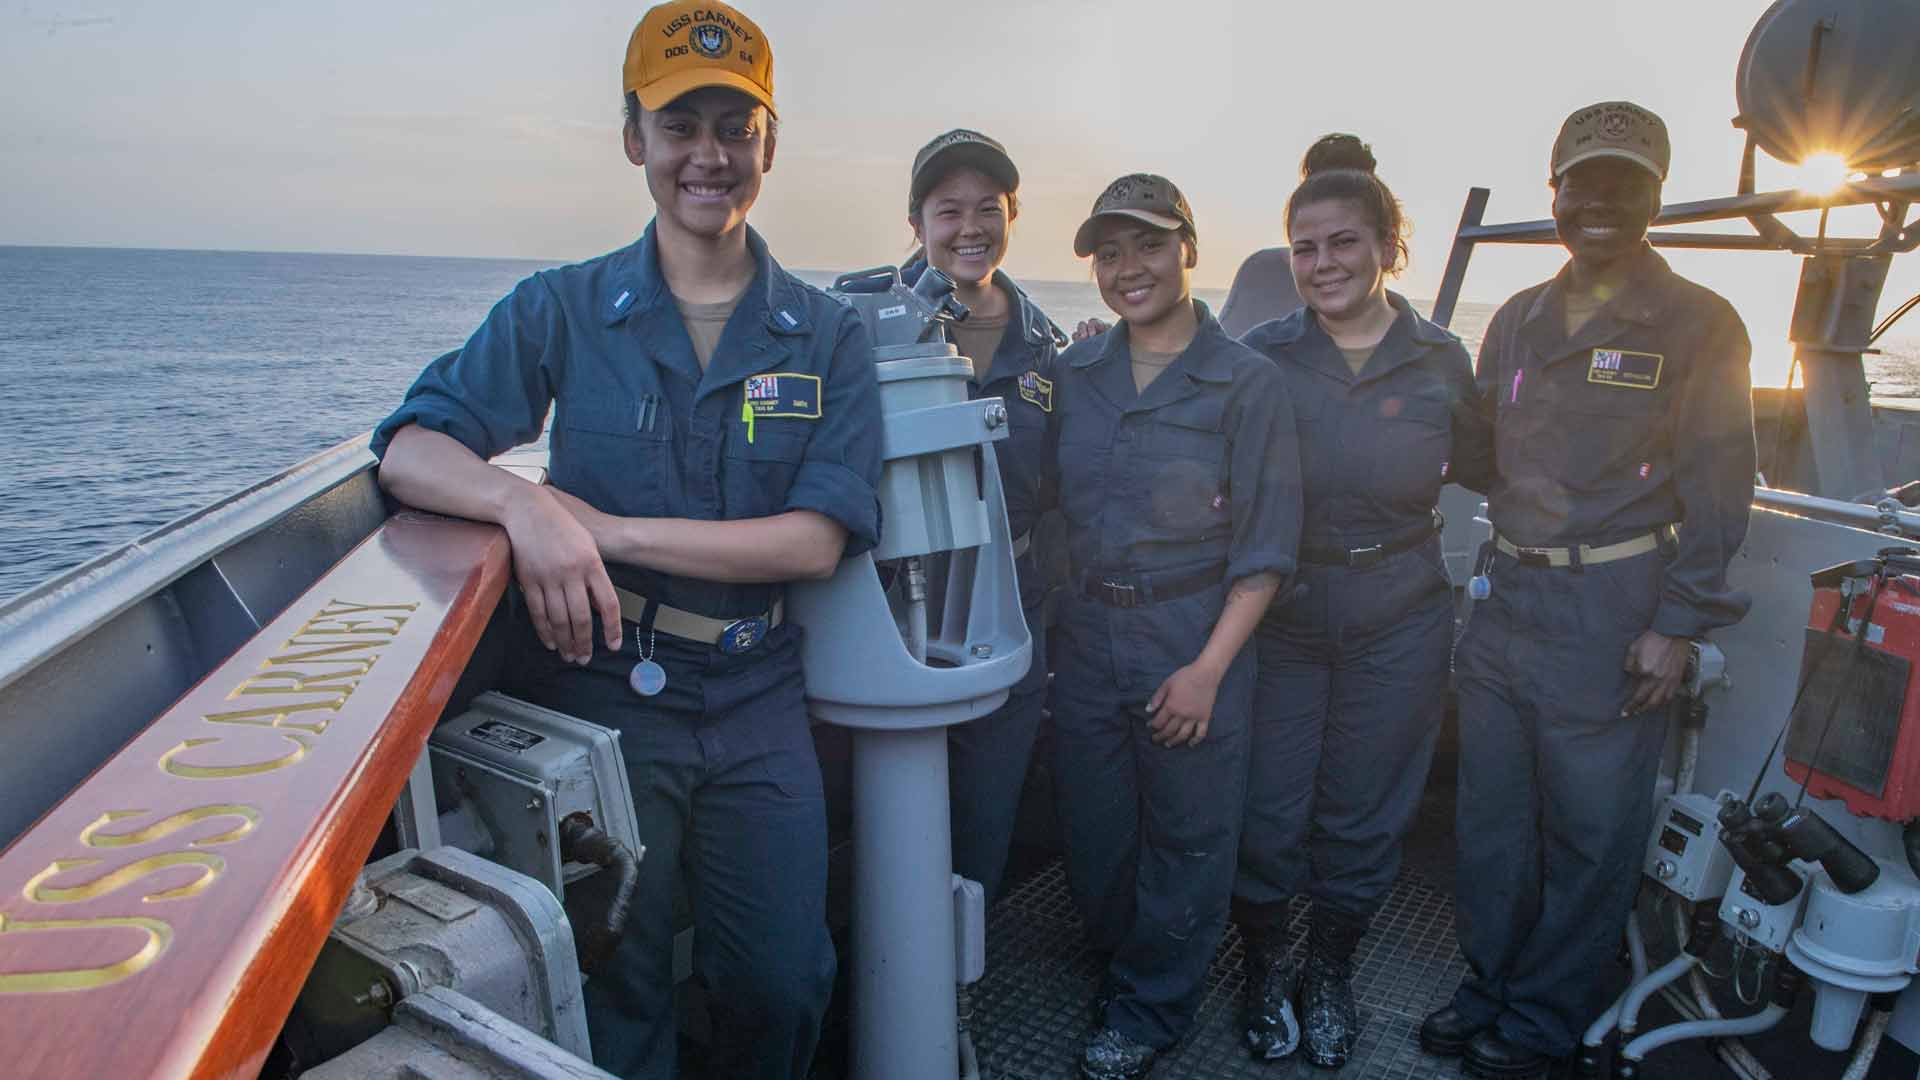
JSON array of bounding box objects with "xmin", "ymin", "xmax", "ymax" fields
[{"xmin": 972, "ymin": 862, "xmax": 1469, "ymax": 1079}]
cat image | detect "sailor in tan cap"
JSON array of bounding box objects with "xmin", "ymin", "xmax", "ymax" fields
[{"xmin": 1421, "ymin": 100, "xmax": 1755, "ymax": 1079}]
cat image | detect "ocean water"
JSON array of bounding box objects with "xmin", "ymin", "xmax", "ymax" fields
[{"xmin": 0, "ymin": 244, "xmax": 1912, "ymax": 604}]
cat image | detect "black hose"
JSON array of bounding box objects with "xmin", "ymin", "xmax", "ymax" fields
[{"xmin": 559, "ymin": 814, "xmax": 642, "ymax": 974}]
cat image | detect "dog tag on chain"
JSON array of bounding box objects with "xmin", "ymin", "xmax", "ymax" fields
[
  {"xmin": 628, "ymin": 660, "xmax": 667, "ymax": 697},
  {"xmin": 628, "ymin": 622, "xmax": 666, "ymax": 697}
]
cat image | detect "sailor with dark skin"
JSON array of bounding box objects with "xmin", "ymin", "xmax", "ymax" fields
[
  {"xmin": 1420, "ymin": 102, "xmax": 1755, "ymax": 1080},
  {"xmin": 1046, "ymin": 174, "xmax": 1301, "ymax": 1080},
  {"xmin": 900, "ymin": 129, "xmax": 1067, "ymax": 906},
  {"xmin": 1234, "ymin": 134, "xmax": 1491, "ymax": 1070},
  {"xmin": 371, "ymin": 5, "xmax": 883, "ymax": 1077}
]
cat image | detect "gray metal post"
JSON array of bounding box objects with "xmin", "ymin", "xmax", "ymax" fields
[
  {"xmin": 1793, "ymin": 254, "xmax": 1892, "ymax": 499},
  {"xmin": 851, "ymin": 726, "xmax": 959, "ymax": 1080},
  {"xmin": 795, "ymin": 272, "xmax": 1032, "ymax": 1080},
  {"xmin": 1431, "ymin": 187, "xmax": 1489, "ymax": 329}
]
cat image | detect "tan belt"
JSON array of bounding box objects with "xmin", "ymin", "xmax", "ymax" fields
[
  {"xmin": 1495, "ymin": 528, "xmax": 1668, "ymax": 568},
  {"xmin": 614, "ymin": 587, "xmax": 783, "ymax": 646},
  {"xmin": 1011, "ymin": 531, "xmax": 1031, "ymax": 559}
]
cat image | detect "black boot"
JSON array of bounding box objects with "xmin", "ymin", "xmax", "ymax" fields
[
  {"xmin": 1241, "ymin": 931, "xmax": 1301, "ymax": 1060},
  {"xmin": 1080, "ymin": 1026, "xmax": 1157, "ymax": 1080},
  {"xmin": 1299, "ymin": 906, "xmax": 1366, "ymax": 1068}
]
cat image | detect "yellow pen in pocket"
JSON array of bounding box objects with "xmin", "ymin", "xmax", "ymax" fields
[{"xmin": 740, "ymin": 393, "xmax": 755, "ymax": 444}]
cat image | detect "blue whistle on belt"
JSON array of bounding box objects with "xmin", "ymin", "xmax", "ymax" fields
[{"xmin": 1468, "ymin": 539, "xmax": 1495, "ymax": 601}]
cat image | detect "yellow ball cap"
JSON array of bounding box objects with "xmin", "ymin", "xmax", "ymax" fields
[{"xmin": 624, "ymin": 1, "xmax": 775, "ymax": 117}]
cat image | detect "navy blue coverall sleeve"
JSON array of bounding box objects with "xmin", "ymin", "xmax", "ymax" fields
[
  {"xmin": 1443, "ymin": 338, "xmax": 1495, "ymax": 494},
  {"xmin": 998, "ymin": 367, "xmax": 1056, "ymax": 541},
  {"xmin": 369, "ymin": 275, "xmax": 560, "ymax": 461},
  {"xmin": 1653, "ymin": 300, "xmax": 1755, "ymax": 639},
  {"xmin": 1227, "ymin": 363, "xmax": 1303, "ymax": 585},
  {"xmin": 783, "ymin": 308, "xmax": 885, "ymax": 558}
]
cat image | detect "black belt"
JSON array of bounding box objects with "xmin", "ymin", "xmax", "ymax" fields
[
  {"xmin": 1298, "ymin": 512, "xmax": 1445, "ymax": 568},
  {"xmin": 1077, "ymin": 565, "xmax": 1224, "ymax": 608}
]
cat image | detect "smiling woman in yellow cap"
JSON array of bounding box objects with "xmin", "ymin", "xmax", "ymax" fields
[
  {"xmin": 1042, "ymin": 173, "xmax": 1302, "ymax": 1080},
  {"xmin": 371, "ymin": 3, "xmax": 884, "ymax": 1078}
]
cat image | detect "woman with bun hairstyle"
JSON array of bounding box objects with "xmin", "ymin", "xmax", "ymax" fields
[
  {"xmin": 1046, "ymin": 173, "xmax": 1301, "ymax": 1080},
  {"xmin": 1231, "ymin": 135, "xmax": 1491, "ymax": 1068},
  {"xmin": 900, "ymin": 128, "xmax": 1068, "ymax": 906}
]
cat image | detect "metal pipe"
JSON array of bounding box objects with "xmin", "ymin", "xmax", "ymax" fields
[
  {"xmin": 1461, "ymin": 174, "xmax": 1920, "ymax": 246},
  {"xmin": 1619, "ymin": 953, "xmax": 1699, "ymax": 1038},
  {"xmin": 850, "ymin": 727, "xmax": 958, "ymax": 1080},
  {"xmin": 1615, "ymin": 1004, "xmax": 1789, "ymax": 1075},
  {"xmin": 1676, "ymin": 725, "xmax": 1701, "ymax": 798},
  {"xmin": 1754, "ymin": 486, "xmax": 1920, "ymax": 534},
  {"xmin": 904, "ymin": 558, "xmax": 929, "ymax": 664},
  {"xmin": 1842, "ymin": 1006, "xmax": 1891, "ymax": 1080},
  {"xmin": 1583, "ymin": 910, "xmax": 1655, "ymax": 1055}
]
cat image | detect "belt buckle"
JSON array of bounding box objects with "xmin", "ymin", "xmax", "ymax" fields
[
  {"xmin": 718, "ymin": 616, "xmax": 770, "ymax": 655},
  {"xmin": 1347, "ymin": 544, "xmax": 1384, "ymax": 569},
  {"xmin": 1100, "ymin": 580, "xmax": 1139, "ymax": 608},
  {"xmin": 1515, "ymin": 546, "xmax": 1554, "ymax": 568}
]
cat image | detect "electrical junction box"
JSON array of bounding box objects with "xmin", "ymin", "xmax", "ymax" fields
[
  {"xmin": 1720, "ymin": 863, "xmax": 1812, "ymax": 954},
  {"xmin": 1643, "ymin": 791, "xmax": 1737, "ymax": 902},
  {"xmin": 429, "ymin": 692, "xmax": 641, "ymax": 901}
]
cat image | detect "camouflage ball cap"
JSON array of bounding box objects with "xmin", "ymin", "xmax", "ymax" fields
[
  {"xmin": 1552, "ymin": 101, "xmax": 1669, "ymax": 181},
  {"xmin": 1073, "ymin": 173, "xmax": 1196, "ymax": 257},
  {"xmin": 910, "ymin": 129, "xmax": 1020, "ymax": 208},
  {"xmin": 624, "ymin": 1, "xmax": 775, "ymax": 116}
]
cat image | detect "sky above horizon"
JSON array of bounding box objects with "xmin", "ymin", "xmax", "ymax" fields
[{"xmin": 4, "ymin": 0, "xmax": 1918, "ymax": 383}]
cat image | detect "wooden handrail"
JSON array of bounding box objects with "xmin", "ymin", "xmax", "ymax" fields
[{"xmin": 0, "ymin": 510, "xmax": 511, "ymax": 1080}]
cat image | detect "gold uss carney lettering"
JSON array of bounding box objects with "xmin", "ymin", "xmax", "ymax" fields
[{"xmin": 0, "ymin": 598, "xmax": 418, "ymax": 993}]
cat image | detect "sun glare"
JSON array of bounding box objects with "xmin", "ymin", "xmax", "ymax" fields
[{"xmin": 1796, "ymin": 152, "xmax": 1851, "ymax": 195}]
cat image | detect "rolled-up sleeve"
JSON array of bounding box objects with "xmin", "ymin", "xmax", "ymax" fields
[
  {"xmin": 783, "ymin": 308, "xmax": 884, "ymax": 556},
  {"xmin": 369, "ymin": 275, "xmax": 561, "ymax": 461},
  {"xmin": 1653, "ymin": 300, "xmax": 1756, "ymax": 638},
  {"xmin": 1226, "ymin": 362, "xmax": 1304, "ymax": 584}
]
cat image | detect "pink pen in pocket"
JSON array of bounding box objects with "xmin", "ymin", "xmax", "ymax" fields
[{"xmin": 1510, "ymin": 368, "xmax": 1524, "ymax": 404}]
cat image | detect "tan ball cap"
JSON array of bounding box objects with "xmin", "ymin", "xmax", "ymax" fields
[
  {"xmin": 624, "ymin": 1, "xmax": 775, "ymax": 116},
  {"xmin": 1073, "ymin": 173, "xmax": 1196, "ymax": 257},
  {"xmin": 1552, "ymin": 101, "xmax": 1669, "ymax": 182}
]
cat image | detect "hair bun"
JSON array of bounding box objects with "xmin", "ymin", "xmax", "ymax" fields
[{"xmin": 1301, "ymin": 133, "xmax": 1376, "ymax": 179}]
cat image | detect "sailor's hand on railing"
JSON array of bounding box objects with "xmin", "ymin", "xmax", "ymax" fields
[
  {"xmin": 502, "ymin": 485, "xmax": 622, "ymax": 665},
  {"xmin": 1621, "ymin": 629, "xmax": 1689, "ymax": 716},
  {"xmin": 1146, "ymin": 659, "xmax": 1224, "ymax": 747}
]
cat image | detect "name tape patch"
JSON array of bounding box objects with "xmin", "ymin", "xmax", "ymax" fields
[
  {"xmin": 1017, "ymin": 370, "xmax": 1054, "ymax": 413},
  {"xmin": 1587, "ymin": 348, "xmax": 1664, "ymax": 390},
  {"xmin": 743, "ymin": 373, "xmax": 823, "ymax": 419}
]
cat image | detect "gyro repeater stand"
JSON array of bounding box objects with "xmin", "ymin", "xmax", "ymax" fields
[{"xmin": 789, "ymin": 266, "xmax": 1031, "ymax": 1080}]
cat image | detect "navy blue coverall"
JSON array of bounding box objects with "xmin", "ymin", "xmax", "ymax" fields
[
  {"xmin": 1045, "ymin": 300, "xmax": 1302, "ymax": 1050},
  {"xmin": 371, "ymin": 223, "xmax": 884, "ymax": 1080},
  {"xmin": 902, "ymin": 259, "xmax": 1065, "ymax": 904},
  {"xmin": 1234, "ymin": 294, "xmax": 1491, "ymax": 934},
  {"xmin": 1448, "ymin": 247, "xmax": 1754, "ymax": 1057}
]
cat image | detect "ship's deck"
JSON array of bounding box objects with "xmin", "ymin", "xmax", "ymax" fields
[
  {"xmin": 974, "ymin": 862, "xmax": 1463, "ymax": 1080},
  {"xmin": 818, "ymin": 726, "xmax": 1920, "ymax": 1080}
]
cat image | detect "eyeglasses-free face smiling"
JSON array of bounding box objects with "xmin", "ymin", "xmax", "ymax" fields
[
  {"xmin": 1288, "ymin": 198, "xmax": 1391, "ymax": 324},
  {"xmin": 1552, "ymin": 156, "xmax": 1660, "ymax": 273},
  {"xmin": 913, "ymin": 167, "xmax": 1012, "ymax": 289},
  {"xmin": 1092, "ymin": 221, "xmax": 1193, "ymax": 330},
  {"xmin": 625, "ymin": 86, "xmax": 776, "ymax": 241}
]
